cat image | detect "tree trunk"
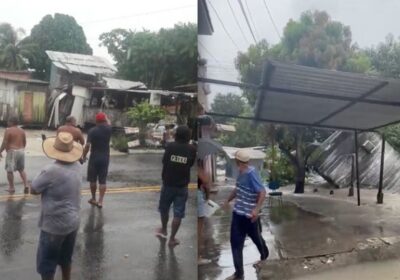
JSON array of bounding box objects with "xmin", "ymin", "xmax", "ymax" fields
[
  {"xmin": 294, "ymin": 129, "xmax": 305, "ymax": 194},
  {"xmin": 294, "ymin": 165, "xmax": 306, "ymax": 193}
]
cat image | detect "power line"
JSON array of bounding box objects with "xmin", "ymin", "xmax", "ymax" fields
[
  {"xmin": 262, "ymin": 0, "xmax": 282, "ymax": 40},
  {"xmin": 82, "ymin": 5, "xmax": 195, "ymax": 24},
  {"xmin": 237, "ymin": 0, "xmax": 258, "ymax": 44},
  {"xmin": 198, "ymin": 40, "xmax": 219, "ymax": 63},
  {"xmin": 227, "ymin": 0, "xmax": 251, "ymax": 46},
  {"xmin": 244, "ymin": 0, "xmax": 260, "ymax": 40},
  {"xmin": 207, "ymin": 0, "xmax": 241, "ymax": 51}
]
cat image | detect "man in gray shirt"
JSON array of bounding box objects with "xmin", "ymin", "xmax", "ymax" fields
[{"xmin": 31, "ymin": 132, "xmax": 83, "ymax": 280}]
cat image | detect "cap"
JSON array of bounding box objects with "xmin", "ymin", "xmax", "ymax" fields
[
  {"xmin": 235, "ymin": 149, "xmax": 250, "ymax": 163},
  {"xmin": 96, "ymin": 112, "xmax": 107, "ymax": 122}
]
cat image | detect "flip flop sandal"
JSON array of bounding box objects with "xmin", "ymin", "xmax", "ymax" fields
[
  {"xmin": 5, "ymin": 189, "xmax": 15, "ymax": 194},
  {"xmin": 23, "ymin": 188, "xmax": 30, "ymax": 194},
  {"xmin": 96, "ymin": 203, "xmax": 103, "ymax": 209}
]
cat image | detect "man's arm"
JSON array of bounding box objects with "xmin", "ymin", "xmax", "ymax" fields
[
  {"xmin": 31, "ymin": 169, "xmax": 50, "ymax": 195},
  {"xmin": 0, "ymin": 129, "xmax": 8, "ymax": 155},
  {"xmin": 249, "ymin": 170, "xmax": 267, "ymax": 222},
  {"xmin": 23, "ymin": 131, "xmax": 26, "ymax": 148},
  {"xmin": 251, "ymin": 190, "xmax": 266, "ymax": 222},
  {"xmin": 223, "ymin": 188, "xmax": 237, "ymax": 208},
  {"xmin": 82, "ymin": 143, "xmax": 90, "ymax": 160},
  {"xmin": 78, "ymin": 132, "xmax": 85, "ymax": 146},
  {"xmin": 198, "ymin": 166, "xmax": 210, "ymax": 200}
]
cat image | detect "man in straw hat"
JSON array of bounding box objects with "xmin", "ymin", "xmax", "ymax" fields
[
  {"xmin": 82, "ymin": 112, "xmax": 112, "ymax": 209},
  {"xmin": 31, "ymin": 132, "xmax": 83, "ymax": 280},
  {"xmin": 222, "ymin": 149, "xmax": 269, "ymax": 280}
]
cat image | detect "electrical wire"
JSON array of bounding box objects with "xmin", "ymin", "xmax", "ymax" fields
[
  {"xmin": 198, "ymin": 40, "xmax": 219, "ymax": 63},
  {"xmin": 227, "ymin": 0, "xmax": 251, "ymax": 46},
  {"xmin": 237, "ymin": 0, "xmax": 258, "ymax": 44},
  {"xmin": 262, "ymin": 0, "xmax": 282, "ymax": 40},
  {"xmin": 244, "ymin": 0, "xmax": 260, "ymax": 41},
  {"xmin": 207, "ymin": 0, "xmax": 242, "ymax": 51}
]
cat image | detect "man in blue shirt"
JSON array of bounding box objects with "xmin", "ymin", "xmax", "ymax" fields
[{"xmin": 223, "ymin": 149, "xmax": 269, "ymax": 280}]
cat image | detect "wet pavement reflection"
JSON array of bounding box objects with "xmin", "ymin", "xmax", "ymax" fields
[
  {"xmin": 80, "ymin": 207, "xmax": 105, "ymax": 280},
  {"xmin": 0, "ymin": 190, "xmax": 196, "ymax": 279},
  {"xmin": 0, "ymin": 198, "xmax": 26, "ymax": 259}
]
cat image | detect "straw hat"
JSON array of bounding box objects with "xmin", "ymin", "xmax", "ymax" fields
[
  {"xmin": 235, "ymin": 149, "xmax": 250, "ymax": 163},
  {"xmin": 43, "ymin": 132, "xmax": 83, "ymax": 163}
]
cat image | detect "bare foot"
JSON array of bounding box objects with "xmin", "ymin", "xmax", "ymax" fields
[
  {"xmin": 168, "ymin": 238, "xmax": 180, "ymax": 247},
  {"xmin": 88, "ymin": 198, "xmax": 97, "ymax": 206},
  {"xmin": 155, "ymin": 228, "xmax": 167, "ymax": 239}
]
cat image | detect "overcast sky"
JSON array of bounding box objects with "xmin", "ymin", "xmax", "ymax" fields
[
  {"xmin": 199, "ymin": 0, "xmax": 400, "ymax": 96},
  {"xmin": 0, "ymin": 0, "xmax": 196, "ymax": 62}
]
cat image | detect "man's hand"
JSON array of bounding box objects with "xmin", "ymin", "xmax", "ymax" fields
[
  {"xmin": 221, "ymin": 200, "xmax": 230, "ymax": 210},
  {"xmin": 250, "ymin": 208, "xmax": 259, "ymax": 223}
]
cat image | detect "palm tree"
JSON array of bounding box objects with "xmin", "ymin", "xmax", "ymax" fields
[{"xmin": 0, "ymin": 23, "xmax": 36, "ymax": 71}]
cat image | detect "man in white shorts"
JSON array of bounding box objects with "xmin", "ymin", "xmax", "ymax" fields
[{"xmin": 0, "ymin": 116, "xmax": 28, "ymax": 194}]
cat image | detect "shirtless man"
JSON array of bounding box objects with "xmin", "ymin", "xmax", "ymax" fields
[
  {"xmin": 0, "ymin": 116, "xmax": 28, "ymax": 194},
  {"xmin": 57, "ymin": 116, "xmax": 85, "ymax": 145}
]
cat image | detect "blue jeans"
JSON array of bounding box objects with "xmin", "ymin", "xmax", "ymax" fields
[
  {"xmin": 37, "ymin": 230, "xmax": 78, "ymax": 277},
  {"xmin": 230, "ymin": 212, "xmax": 269, "ymax": 277}
]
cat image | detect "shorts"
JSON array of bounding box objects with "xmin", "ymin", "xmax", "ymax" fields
[
  {"xmin": 36, "ymin": 230, "xmax": 78, "ymax": 277},
  {"xmin": 5, "ymin": 149, "xmax": 25, "ymax": 172},
  {"xmin": 87, "ymin": 156, "xmax": 109, "ymax": 184},
  {"xmin": 197, "ymin": 189, "xmax": 206, "ymax": 218},
  {"xmin": 158, "ymin": 185, "xmax": 188, "ymax": 219}
]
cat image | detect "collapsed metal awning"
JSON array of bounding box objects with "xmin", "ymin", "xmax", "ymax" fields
[{"xmin": 255, "ymin": 60, "xmax": 400, "ymax": 131}]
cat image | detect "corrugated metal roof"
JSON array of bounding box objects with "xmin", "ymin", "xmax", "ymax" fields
[
  {"xmin": 46, "ymin": 51, "xmax": 117, "ymax": 76},
  {"xmin": 254, "ymin": 60, "xmax": 400, "ymax": 131},
  {"xmin": 103, "ymin": 77, "xmax": 146, "ymax": 90}
]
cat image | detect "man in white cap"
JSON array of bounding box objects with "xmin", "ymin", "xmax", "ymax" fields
[
  {"xmin": 31, "ymin": 132, "xmax": 83, "ymax": 280},
  {"xmin": 223, "ymin": 149, "xmax": 269, "ymax": 280}
]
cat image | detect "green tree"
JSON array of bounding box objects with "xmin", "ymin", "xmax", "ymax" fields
[
  {"xmin": 366, "ymin": 35, "xmax": 400, "ymax": 151},
  {"xmin": 0, "ymin": 23, "xmax": 36, "ymax": 70},
  {"xmin": 218, "ymin": 106, "xmax": 266, "ymax": 148},
  {"xmin": 100, "ymin": 23, "xmax": 197, "ymax": 89},
  {"xmin": 24, "ymin": 14, "xmax": 92, "ymax": 79},
  {"xmin": 211, "ymin": 93, "xmax": 246, "ymax": 123},
  {"xmin": 236, "ymin": 10, "xmax": 366, "ymax": 193},
  {"xmin": 126, "ymin": 101, "xmax": 166, "ymax": 145}
]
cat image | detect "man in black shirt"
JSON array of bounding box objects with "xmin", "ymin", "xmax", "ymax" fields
[
  {"xmin": 156, "ymin": 125, "xmax": 196, "ymax": 247},
  {"xmin": 82, "ymin": 112, "xmax": 112, "ymax": 209}
]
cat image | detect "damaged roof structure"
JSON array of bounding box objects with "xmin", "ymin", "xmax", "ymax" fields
[{"xmin": 200, "ymin": 60, "xmax": 400, "ymax": 206}]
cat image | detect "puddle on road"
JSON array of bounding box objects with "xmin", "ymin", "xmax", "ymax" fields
[{"xmin": 199, "ymin": 200, "xmax": 345, "ymax": 280}]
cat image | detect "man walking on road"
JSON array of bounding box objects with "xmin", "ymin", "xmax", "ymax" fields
[
  {"xmin": 57, "ymin": 116, "xmax": 85, "ymax": 145},
  {"xmin": 31, "ymin": 132, "xmax": 83, "ymax": 280},
  {"xmin": 0, "ymin": 116, "xmax": 29, "ymax": 194},
  {"xmin": 223, "ymin": 149, "xmax": 269, "ymax": 280},
  {"xmin": 82, "ymin": 112, "xmax": 112, "ymax": 209},
  {"xmin": 156, "ymin": 125, "xmax": 196, "ymax": 247}
]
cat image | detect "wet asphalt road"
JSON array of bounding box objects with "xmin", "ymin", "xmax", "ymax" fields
[
  {"xmin": 0, "ymin": 189, "xmax": 197, "ymax": 280},
  {"xmin": 0, "ymin": 153, "xmax": 198, "ymax": 190},
  {"xmin": 0, "ymin": 153, "xmax": 197, "ymax": 279}
]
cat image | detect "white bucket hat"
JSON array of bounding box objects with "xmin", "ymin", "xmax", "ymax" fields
[
  {"xmin": 235, "ymin": 149, "xmax": 250, "ymax": 163},
  {"xmin": 42, "ymin": 132, "xmax": 83, "ymax": 163}
]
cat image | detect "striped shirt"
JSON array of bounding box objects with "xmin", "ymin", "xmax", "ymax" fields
[{"xmin": 233, "ymin": 166, "xmax": 264, "ymax": 218}]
